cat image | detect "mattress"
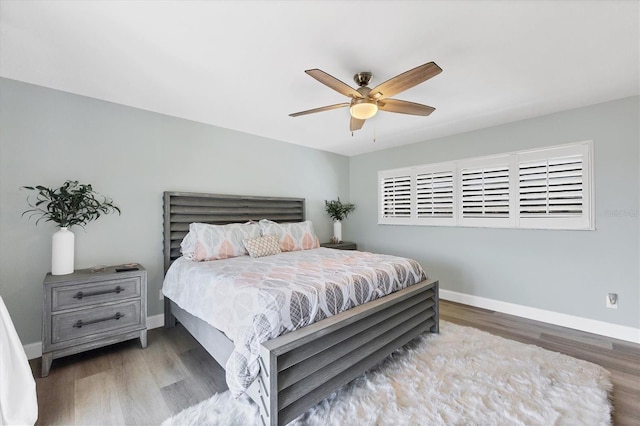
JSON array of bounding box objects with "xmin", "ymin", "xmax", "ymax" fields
[{"xmin": 163, "ymin": 247, "xmax": 427, "ymax": 396}]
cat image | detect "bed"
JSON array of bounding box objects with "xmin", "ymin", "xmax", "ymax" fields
[{"xmin": 162, "ymin": 191, "xmax": 439, "ymax": 426}]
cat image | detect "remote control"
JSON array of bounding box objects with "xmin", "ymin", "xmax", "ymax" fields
[{"xmin": 115, "ymin": 267, "xmax": 139, "ymax": 272}]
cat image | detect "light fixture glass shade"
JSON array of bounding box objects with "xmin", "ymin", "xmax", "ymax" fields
[{"xmin": 350, "ymin": 99, "xmax": 378, "ymax": 120}]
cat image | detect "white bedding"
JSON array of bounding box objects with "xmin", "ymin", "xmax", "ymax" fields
[
  {"xmin": 0, "ymin": 296, "xmax": 38, "ymax": 426},
  {"xmin": 162, "ymin": 247, "xmax": 427, "ymax": 396}
]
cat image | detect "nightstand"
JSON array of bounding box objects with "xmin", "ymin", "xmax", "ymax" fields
[
  {"xmin": 41, "ymin": 264, "xmax": 147, "ymax": 377},
  {"xmin": 320, "ymin": 241, "xmax": 357, "ymax": 250}
]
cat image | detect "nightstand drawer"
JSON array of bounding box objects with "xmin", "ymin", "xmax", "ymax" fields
[
  {"xmin": 51, "ymin": 299, "xmax": 142, "ymax": 344},
  {"xmin": 51, "ymin": 276, "xmax": 141, "ymax": 311}
]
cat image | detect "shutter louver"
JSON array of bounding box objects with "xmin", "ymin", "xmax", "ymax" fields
[
  {"xmin": 461, "ymin": 165, "xmax": 510, "ymax": 218},
  {"xmin": 416, "ymin": 171, "xmax": 454, "ymax": 218},
  {"xmin": 381, "ymin": 175, "xmax": 411, "ymax": 218},
  {"xmin": 519, "ymin": 155, "xmax": 583, "ymax": 217}
]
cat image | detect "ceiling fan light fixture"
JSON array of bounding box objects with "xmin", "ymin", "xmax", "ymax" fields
[{"xmin": 350, "ymin": 98, "xmax": 378, "ymax": 120}]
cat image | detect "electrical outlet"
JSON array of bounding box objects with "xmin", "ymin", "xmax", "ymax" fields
[
  {"xmin": 159, "ymin": 289, "xmax": 164, "ymax": 301},
  {"xmin": 606, "ymin": 293, "xmax": 618, "ymax": 309}
]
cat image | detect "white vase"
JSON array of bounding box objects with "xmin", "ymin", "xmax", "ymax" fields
[
  {"xmin": 52, "ymin": 227, "xmax": 74, "ymax": 275},
  {"xmin": 333, "ymin": 220, "xmax": 342, "ymax": 242}
]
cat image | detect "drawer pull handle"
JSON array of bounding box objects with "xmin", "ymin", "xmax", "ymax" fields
[
  {"xmin": 73, "ymin": 286, "xmax": 124, "ymax": 300},
  {"xmin": 73, "ymin": 312, "xmax": 124, "ymax": 328}
]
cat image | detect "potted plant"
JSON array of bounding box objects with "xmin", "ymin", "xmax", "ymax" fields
[
  {"xmin": 324, "ymin": 197, "xmax": 355, "ymax": 243},
  {"xmin": 22, "ymin": 180, "xmax": 120, "ymax": 275}
]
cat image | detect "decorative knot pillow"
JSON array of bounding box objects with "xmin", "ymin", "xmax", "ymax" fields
[
  {"xmin": 258, "ymin": 219, "xmax": 320, "ymax": 252},
  {"xmin": 243, "ymin": 235, "xmax": 282, "ymax": 258},
  {"xmin": 181, "ymin": 222, "xmax": 261, "ymax": 261}
]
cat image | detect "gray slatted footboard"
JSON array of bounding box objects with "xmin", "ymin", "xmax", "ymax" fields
[{"xmin": 250, "ymin": 278, "xmax": 438, "ymax": 425}]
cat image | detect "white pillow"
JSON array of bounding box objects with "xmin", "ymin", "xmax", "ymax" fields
[
  {"xmin": 258, "ymin": 219, "xmax": 320, "ymax": 252},
  {"xmin": 180, "ymin": 230, "xmax": 198, "ymax": 259},
  {"xmin": 181, "ymin": 222, "xmax": 261, "ymax": 261}
]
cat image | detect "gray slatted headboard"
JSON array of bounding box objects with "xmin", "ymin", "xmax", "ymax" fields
[{"xmin": 163, "ymin": 191, "xmax": 305, "ymax": 272}]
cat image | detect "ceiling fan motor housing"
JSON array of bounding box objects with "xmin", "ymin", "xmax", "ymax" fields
[{"xmin": 354, "ymin": 72, "xmax": 373, "ymax": 87}]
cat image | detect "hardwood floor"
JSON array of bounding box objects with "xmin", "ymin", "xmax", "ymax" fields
[{"xmin": 30, "ymin": 300, "xmax": 639, "ymax": 425}]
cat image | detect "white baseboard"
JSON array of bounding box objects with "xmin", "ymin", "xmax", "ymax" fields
[
  {"xmin": 24, "ymin": 313, "xmax": 165, "ymax": 360},
  {"xmin": 440, "ymin": 289, "xmax": 640, "ymax": 344},
  {"xmin": 23, "ymin": 342, "xmax": 43, "ymax": 361},
  {"xmin": 146, "ymin": 313, "xmax": 165, "ymax": 330}
]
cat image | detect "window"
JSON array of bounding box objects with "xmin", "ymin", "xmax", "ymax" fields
[
  {"xmin": 517, "ymin": 143, "xmax": 592, "ymax": 229},
  {"xmin": 378, "ymin": 141, "xmax": 593, "ymax": 230},
  {"xmin": 416, "ymin": 170, "xmax": 454, "ymax": 219},
  {"xmin": 380, "ymin": 174, "xmax": 411, "ymax": 219},
  {"xmin": 459, "ymin": 156, "xmax": 512, "ymax": 228},
  {"xmin": 379, "ymin": 163, "xmax": 456, "ymax": 226}
]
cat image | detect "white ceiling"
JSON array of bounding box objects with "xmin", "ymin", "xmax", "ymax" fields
[{"xmin": 1, "ymin": 1, "xmax": 638, "ymax": 156}]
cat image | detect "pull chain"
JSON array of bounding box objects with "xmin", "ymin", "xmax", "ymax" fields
[{"xmin": 373, "ymin": 116, "xmax": 376, "ymax": 143}]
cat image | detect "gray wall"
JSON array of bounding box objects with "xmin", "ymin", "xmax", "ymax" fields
[
  {"xmin": 0, "ymin": 78, "xmax": 350, "ymax": 345},
  {"xmin": 348, "ymin": 96, "xmax": 639, "ymax": 328}
]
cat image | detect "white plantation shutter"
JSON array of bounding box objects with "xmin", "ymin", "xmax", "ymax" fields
[
  {"xmin": 459, "ymin": 156, "xmax": 513, "ymax": 227},
  {"xmin": 380, "ymin": 174, "xmax": 411, "ymax": 219},
  {"xmin": 416, "ymin": 171, "xmax": 454, "ymax": 218},
  {"xmin": 461, "ymin": 166, "xmax": 510, "ymax": 217},
  {"xmin": 519, "ymin": 156, "xmax": 583, "ymax": 216},
  {"xmin": 378, "ymin": 164, "xmax": 456, "ymax": 225},
  {"xmin": 517, "ymin": 143, "xmax": 592, "ymax": 229}
]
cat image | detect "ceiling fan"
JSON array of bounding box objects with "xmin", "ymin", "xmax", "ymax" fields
[{"xmin": 289, "ymin": 61, "xmax": 442, "ymax": 132}]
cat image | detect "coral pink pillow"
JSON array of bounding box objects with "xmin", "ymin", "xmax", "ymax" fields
[{"xmin": 258, "ymin": 219, "xmax": 320, "ymax": 252}]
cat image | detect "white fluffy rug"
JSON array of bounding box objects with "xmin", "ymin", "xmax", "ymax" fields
[{"xmin": 162, "ymin": 321, "xmax": 612, "ymax": 426}]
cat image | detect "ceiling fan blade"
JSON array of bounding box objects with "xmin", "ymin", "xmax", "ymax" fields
[
  {"xmin": 350, "ymin": 116, "xmax": 365, "ymax": 131},
  {"xmin": 305, "ymin": 69, "xmax": 363, "ymax": 99},
  {"xmin": 289, "ymin": 103, "xmax": 349, "ymax": 117},
  {"xmin": 368, "ymin": 62, "xmax": 442, "ymax": 99},
  {"xmin": 378, "ymin": 99, "xmax": 435, "ymax": 116}
]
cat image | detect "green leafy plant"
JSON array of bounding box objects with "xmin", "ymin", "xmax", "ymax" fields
[
  {"xmin": 324, "ymin": 197, "xmax": 356, "ymax": 222},
  {"xmin": 21, "ymin": 180, "xmax": 120, "ymax": 228}
]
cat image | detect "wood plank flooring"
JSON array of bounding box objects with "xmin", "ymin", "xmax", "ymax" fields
[{"xmin": 29, "ymin": 300, "xmax": 639, "ymax": 425}]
